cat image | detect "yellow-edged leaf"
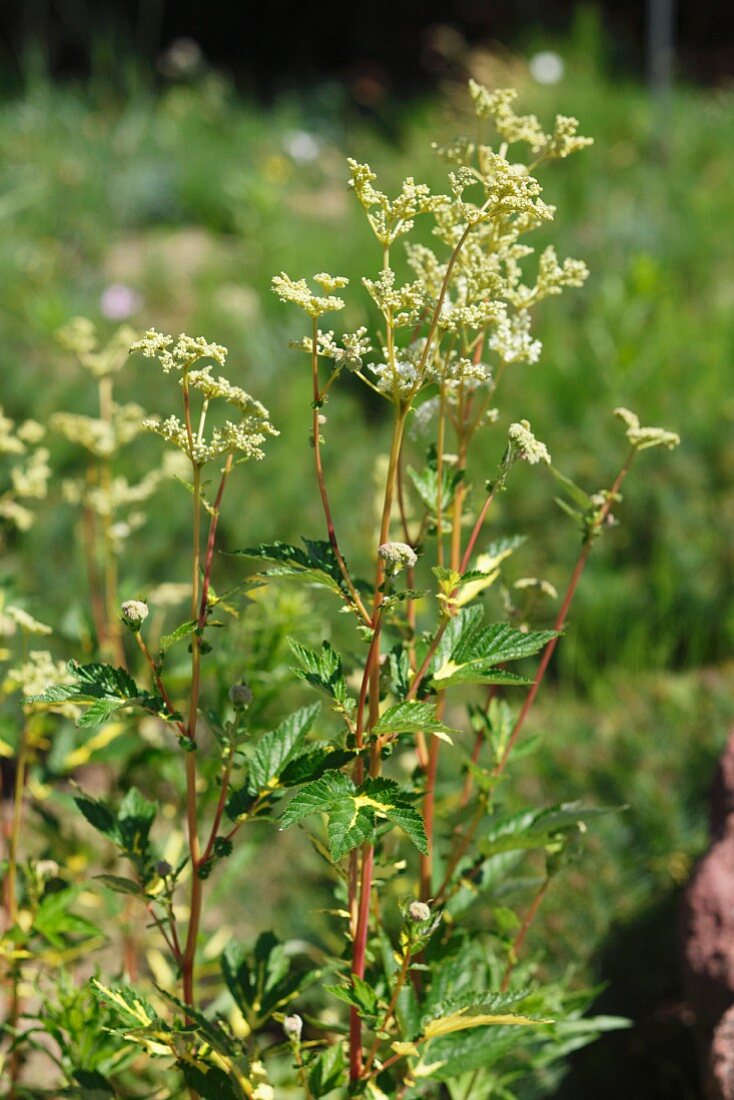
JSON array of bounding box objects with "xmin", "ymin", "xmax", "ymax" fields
[{"xmin": 423, "ymin": 1009, "xmax": 550, "ymax": 1039}]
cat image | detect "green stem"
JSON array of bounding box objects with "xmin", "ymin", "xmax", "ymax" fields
[
  {"xmin": 311, "ymin": 318, "xmax": 371, "ymax": 626},
  {"xmin": 363, "ymin": 947, "xmax": 412, "ymax": 1075},
  {"xmin": 6, "ymin": 722, "xmax": 28, "ymax": 930},
  {"xmin": 98, "ymin": 376, "xmax": 124, "ymax": 667}
]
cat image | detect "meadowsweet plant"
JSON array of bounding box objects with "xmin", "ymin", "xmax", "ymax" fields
[{"xmin": 1, "ymin": 81, "xmax": 681, "ymax": 1100}]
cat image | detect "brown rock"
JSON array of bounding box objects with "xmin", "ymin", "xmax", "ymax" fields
[{"xmin": 709, "ymin": 1003, "xmax": 734, "ymax": 1100}]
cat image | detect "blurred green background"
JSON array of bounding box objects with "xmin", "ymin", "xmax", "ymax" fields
[{"xmin": 1, "ymin": 3, "xmax": 733, "ymax": 1095}]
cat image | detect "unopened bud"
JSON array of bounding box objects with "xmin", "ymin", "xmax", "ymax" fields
[
  {"xmin": 120, "ymin": 599, "xmax": 148, "ymax": 631},
  {"xmin": 408, "ymin": 900, "xmax": 431, "ymax": 923},
  {"xmin": 229, "ymin": 682, "xmax": 253, "ymax": 708},
  {"xmin": 35, "ymin": 859, "xmax": 59, "ymax": 879},
  {"xmin": 283, "ymin": 1014, "xmax": 302, "ymax": 1042}
]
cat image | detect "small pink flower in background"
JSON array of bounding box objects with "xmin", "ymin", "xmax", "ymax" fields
[{"xmin": 100, "ymin": 283, "xmax": 143, "ymax": 320}]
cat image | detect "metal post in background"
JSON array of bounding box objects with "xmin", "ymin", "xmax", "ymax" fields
[{"xmin": 647, "ymin": 0, "xmax": 676, "ymax": 157}]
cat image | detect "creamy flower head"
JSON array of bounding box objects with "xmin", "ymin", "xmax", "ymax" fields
[
  {"xmin": 130, "ymin": 330, "xmax": 227, "ymax": 373},
  {"xmin": 7, "ymin": 607, "xmax": 53, "ymax": 635},
  {"xmin": 120, "ymin": 599, "xmax": 149, "ymax": 631},
  {"xmin": 614, "ymin": 408, "xmax": 680, "ymax": 452},
  {"xmin": 408, "ymin": 900, "xmax": 431, "ymax": 922},
  {"xmin": 272, "ymin": 273, "xmax": 347, "ymax": 317},
  {"xmin": 507, "ymin": 420, "xmax": 551, "ymax": 465},
  {"xmin": 378, "ymin": 541, "xmax": 418, "ymax": 574}
]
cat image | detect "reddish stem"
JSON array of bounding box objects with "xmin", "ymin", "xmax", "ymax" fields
[
  {"xmin": 500, "ymin": 877, "xmax": 551, "ymax": 992},
  {"xmin": 459, "ymin": 490, "xmax": 495, "ymax": 574},
  {"xmin": 495, "ymin": 452, "xmax": 634, "ymax": 778}
]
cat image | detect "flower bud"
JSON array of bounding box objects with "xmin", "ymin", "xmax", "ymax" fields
[
  {"xmin": 120, "ymin": 599, "xmax": 149, "ymax": 632},
  {"xmin": 35, "ymin": 859, "xmax": 59, "ymax": 880},
  {"xmin": 229, "ymin": 682, "xmax": 253, "ymax": 708},
  {"xmin": 408, "ymin": 900, "xmax": 431, "ymax": 923},
  {"xmin": 283, "ymin": 1014, "xmax": 303, "ymax": 1042}
]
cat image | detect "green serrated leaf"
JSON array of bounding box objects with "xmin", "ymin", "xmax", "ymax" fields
[
  {"xmin": 178, "ymin": 1062, "xmax": 239, "ymax": 1100},
  {"xmin": 289, "ymin": 639, "xmax": 354, "ymax": 713},
  {"xmin": 234, "ymin": 538, "xmax": 349, "ymax": 599},
  {"xmin": 479, "ymin": 802, "xmax": 618, "ymax": 859},
  {"xmin": 74, "ymin": 794, "xmax": 121, "ymax": 843},
  {"xmin": 35, "ymin": 887, "xmax": 101, "ymax": 948},
  {"xmin": 280, "ymin": 771, "xmax": 354, "ymax": 830},
  {"xmin": 363, "ymin": 777, "xmax": 428, "ymax": 854},
  {"xmin": 327, "ymin": 797, "xmax": 375, "ymax": 862},
  {"xmin": 373, "ymin": 700, "xmax": 459, "ymax": 743},
  {"xmin": 248, "ymin": 703, "xmax": 320, "ymax": 793},
  {"xmin": 94, "ymin": 874, "xmax": 145, "ymax": 897},
  {"xmin": 407, "ymin": 445, "xmax": 464, "ymax": 515},
  {"xmin": 307, "ymin": 1041, "xmax": 346, "ymax": 1098},
  {"xmin": 281, "ymin": 772, "xmax": 427, "ymax": 860},
  {"xmin": 279, "ymin": 745, "xmax": 353, "ymax": 786},
  {"xmin": 225, "ymin": 785, "xmax": 258, "ymax": 822},
  {"xmin": 116, "ymin": 788, "xmax": 157, "ymax": 858},
  {"xmin": 76, "ymin": 698, "xmax": 127, "ymax": 728},
  {"xmin": 327, "ymin": 975, "xmax": 380, "ymax": 1017},
  {"xmin": 221, "ymin": 933, "xmax": 310, "ymax": 1024},
  {"xmin": 89, "ymin": 980, "xmax": 158, "ymax": 1030},
  {"xmin": 159, "ymin": 619, "xmax": 198, "ymax": 654},
  {"xmin": 430, "ymin": 611, "xmax": 556, "ymax": 690},
  {"xmin": 32, "ymin": 661, "xmax": 167, "ymax": 726}
]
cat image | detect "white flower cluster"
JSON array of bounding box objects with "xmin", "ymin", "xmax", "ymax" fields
[
  {"xmin": 290, "ymin": 327, "xmax": 372, "ymax": 372},
  {"xmin": 614, "ymin": 408, "xmax": 680, "ymax": 452},
  {"xmin": 370, "ymin": 357, "xmax": 421, "ymax": 400},
  {"xmin": 509, "ymin": 245, "xmax": 590, "ymax": 309},
  {"xmin": 362, "ymin": 268, "xmax": 426, "ymax": 328},
  {"xmin": 408, "ymin": 899, "xmax": 432, "ymax": 923},
  {"xmin": 271, "ymin": 272, "xmax": 347, "ymax": 318},
  {"xmin": 0, "ymin": 408, "xmax": 50, "ymax": 532},
  {"xmin": 130, "ymin": 330, "xmax": 227, "ymax": 373},
  {"xmin": 508, "ymin": 420, "xmax": 551, "ymax": 465},
  {"xmin": 144, "ymin": 414, "xmax": 275, "ymax": 465},
  {"xmin": 51, "ymin": 403, "xmax": 145, "ymax": 458},
  {"xmin": 120, "ymin": 599, "xmax": 149, "ymax": 631},
  {"xmin": 273, "ymin": 80, "xmax": 594, "ymax": 423},
  {"xmin": 58, "ymin": 318, "xmax": 137, "ymax": 378},
  {"xmin": 468, "ymin": 81, "xmax": 593, "ymax": 161},
  {"xmin": 378, "ymin": 541, "xmax": 418, "ymax": 573},
  {"xmin": 0, "ymin": 607, "xmax": 53, "ymax": 636},
  {"xmin": 4, "ymin": 650, "xmax": 74, "ymax": 704},
  {"xmin": 348, "ymin": 159, "xmax": 443, "ymax": 246},
  {"xmin": 133, "ymin": 329, "xmax": 277, "ymax": 465},
  {"xmin": 186, "ymin": 369, "xmax": 273, "ymax": 422},
  {"xmin": 11, "ymin": 447, "xmax": 51, "ymax": 500},
  {"xmin": 425, "ymin": 350, "xmax": 492, "ymax": 391},
  {"xmin": 489, "ymin": 308, "xmax": 542, "ymax": 365}
]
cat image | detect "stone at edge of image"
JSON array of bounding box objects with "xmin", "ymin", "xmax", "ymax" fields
[{"xmin": 681, "ymin": 728, "xmax": 734, "ymax": 1100}]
